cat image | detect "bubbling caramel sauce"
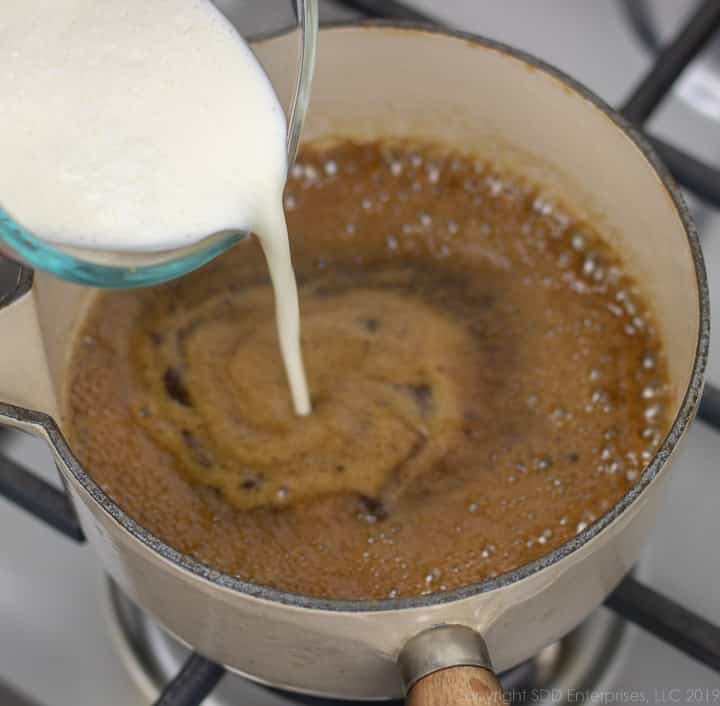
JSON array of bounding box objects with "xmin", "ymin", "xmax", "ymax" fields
[
  {"xmin": 65, "ymin": 140, "xmax": 670, "ymax": 600},
  {"xmin": 130, "ymin": 286, "xmax": 471, "ymax": 511}
]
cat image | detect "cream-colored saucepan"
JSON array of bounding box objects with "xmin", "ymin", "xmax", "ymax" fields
[{"xmin": 0, "ymin": 23, "xmax": 708, "ymax": 704}]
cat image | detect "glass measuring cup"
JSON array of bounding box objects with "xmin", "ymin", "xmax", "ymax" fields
[{"xmin": 0, "ymin": 0, "xmax": 318, "ymax": 289}]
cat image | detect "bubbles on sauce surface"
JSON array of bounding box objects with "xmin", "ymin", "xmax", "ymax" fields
[{"xmin": 67, "ymin": 140, "xmax": 671, "ymax": 600}]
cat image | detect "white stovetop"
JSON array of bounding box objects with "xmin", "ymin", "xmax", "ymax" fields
[{"xmin": 1, "ymin": 2, "xmax": 719, "ymax": 704}]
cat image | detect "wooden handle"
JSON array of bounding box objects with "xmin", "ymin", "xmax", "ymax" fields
[{"xmin": 407, "ymin": 665, "xmax": 504, "ymax": 706}]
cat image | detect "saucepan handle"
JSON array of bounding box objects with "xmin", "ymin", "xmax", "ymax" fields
[
  {"xmin": 407, "ymin": 667, "xmax": 503, "ymax": 706},
  {"xmin": 400, "ymin": 625, "xmax": 503, "ymax": 706}
]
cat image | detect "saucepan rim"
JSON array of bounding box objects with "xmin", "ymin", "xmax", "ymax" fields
[{"xmin": 0, "ymin": 20, "xmax": 709, "ymax": 614}]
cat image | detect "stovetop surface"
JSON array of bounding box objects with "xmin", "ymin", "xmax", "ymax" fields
[{"xmin": 1, "ymin": 2, "xmax": 719, "ymax": 704}]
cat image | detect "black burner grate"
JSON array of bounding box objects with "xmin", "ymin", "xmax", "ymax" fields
[{"xmin": 1, "ymin": 2, "xmax": 720, "ymax": 705}]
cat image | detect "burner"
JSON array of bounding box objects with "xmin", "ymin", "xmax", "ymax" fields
[
  {"xmin": 104, "ymin": 578, "xmax": 627, "ymax": 705},
  {"xmin": 623, "ymin": 0, "xmax": 720, "ymax": 121}
]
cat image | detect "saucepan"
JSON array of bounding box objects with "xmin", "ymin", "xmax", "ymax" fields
[{"xmin": 0, "ymin": 23, "xmax": 708, "ymax": 703}]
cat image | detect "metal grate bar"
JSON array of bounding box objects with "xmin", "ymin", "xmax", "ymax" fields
[
  {"xmin": 606, "ymin": 576, "xmax": 720, "ymax": 672},
  {"xmin": 698, "ymin": 381, "xmax": 720, "ymax": 427},
  {"xmin": 152, "ymin": 653, "xmax": 225, "ymax": 706},
  {"xmin": 0, "ymin": 678, "xmax": 43, "ymax": 706},
  {"xmin": 0, "ymin": 450, "xmax": 84, "ymax": 543},
  {"xmin": 649, "ymin": 136, "xmax": 720, "ymax": 209},
  {"xmin": 620, "ymin": 0, "xmax": 720, "ymax": 124},
  {"xmin": 620, "ymin": 0, "xmax": 662, "ymax": 53},
  {"xmin": 330, "ymin": 0, "xmax": 433, "ymax": 22}
]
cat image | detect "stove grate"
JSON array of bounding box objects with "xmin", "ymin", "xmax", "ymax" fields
[{"xmin": 153, "ymin": 654, "xmax": 226, "ymax": 706}]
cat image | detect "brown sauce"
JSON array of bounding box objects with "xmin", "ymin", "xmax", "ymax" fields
[{"xmin": 64, "ymin": 140, "xmax": 670, "ymax": 600}]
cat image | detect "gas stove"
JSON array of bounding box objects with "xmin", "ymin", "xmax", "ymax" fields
[{"xmin": 1, "ymin": 2, "xmax": 720, "ymax": 705}]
